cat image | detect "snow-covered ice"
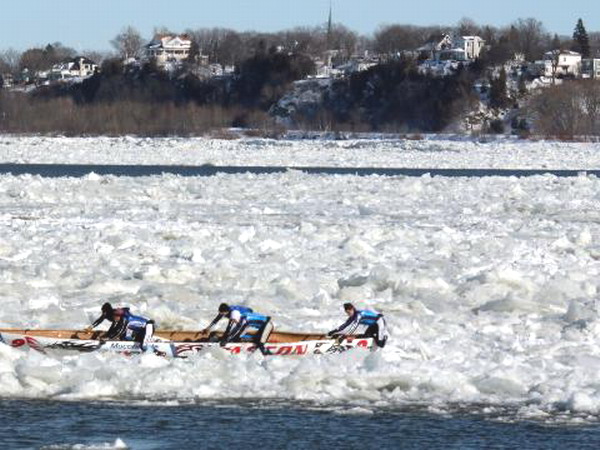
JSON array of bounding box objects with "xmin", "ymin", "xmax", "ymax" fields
[
  {"xmin": 1, "ymin": 136, "xmax": 600, "ymax": 423},
  {"xmin": 0, "ymin": 135, "xmax": 600, "ymax": 169},
  {"xmin": 41, "ymin": 438, "xmax": 129, "ymax": 449}
]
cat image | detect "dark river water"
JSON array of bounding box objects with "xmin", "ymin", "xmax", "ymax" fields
[
  {"xmin": 2, "ymin": 400, "xmax": 599, "ymax": 450},
  {"xmin": 0, "ymin": 163, "xmax": 597, "ymax": 178}
]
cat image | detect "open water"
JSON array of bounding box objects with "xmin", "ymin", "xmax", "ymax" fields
[
  {"xmin": 0, "ymin": 163, "xmax": 597, "ymax": 178},
  {"xmin": 3, "ymin": 400, "xmax": 600, "ymax": 450}
]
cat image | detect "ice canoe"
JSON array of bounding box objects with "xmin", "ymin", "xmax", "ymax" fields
[{"xmin": 0, "ymin": 328, "xmax": 375, "ymax": 357}]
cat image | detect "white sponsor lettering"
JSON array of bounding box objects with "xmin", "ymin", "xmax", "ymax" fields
[{"xmin": 108, "ymin": 342, "xmax": 139, "ymax": 351}]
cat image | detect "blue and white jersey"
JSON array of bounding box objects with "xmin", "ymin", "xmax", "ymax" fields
[
  {"xmin": 228, "ymin": 308, "xmax": 269, "ymax": 337},
  {"xmin": 228, "ymin": 305, "xmax": 253, "ymax": 319},
  {"xmin": 356, "ymin": 310, "xmax": 380, "ymax": 327},
  {"xmin": 332, "ymin": 309, "xmax": 383, "ymax": 336},
  {"xmin": 206, "ymin": 305, "xmax": 253, "ymax": 331},
  {"xmin": 122, "ymin": 311, "xmax": 150, "ymax": 341},
  {"xmin": 245, "ymin": 312, "xmax": 269, "ymax": 327},
  {"xmin": 239, "ymin": 312, "xmax": 270, "ymax": 339}
]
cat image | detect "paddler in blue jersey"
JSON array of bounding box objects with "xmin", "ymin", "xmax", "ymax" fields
[
  {"xmin": 328, "ymin": 303, "xmax": 388, "ymax": 348},
  {"xmin": 204, "ymin": 303, "xmax": 273, "ymax": 355},
  {"xmin": 89, "ymin": 302, "xmax": 155, "ymax": 351}
]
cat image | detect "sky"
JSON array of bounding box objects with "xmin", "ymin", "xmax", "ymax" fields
[{"xmin": 0, "ymin": 0, "xmax": 598, "ymax": 53}]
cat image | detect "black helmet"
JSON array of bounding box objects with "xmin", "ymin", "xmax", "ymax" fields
[
  {"xmin": 218, "ymin": 303, "xmax": 230, "ymax": 313},
  {"xmin": 343, "ymin": 303, "xmax": 355, "ymax": 312},
  {"xmin": 101, "ymin": 302, "xmax": 114, "ymax": 316}
]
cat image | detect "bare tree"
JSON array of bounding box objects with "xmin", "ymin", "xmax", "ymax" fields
[
  {"xmin": 280, "ymin": 26, "xmax": 328, "ymax": 56},
  {"xmin": 580, "ymin": 80, "xmax": 600, "ymax": 134},
  {"xmin": 327, "ymin": 24, "xmax": 358, "ymax": 58},
  {"xmin": 111, "ymin": 26, "xmax": 144, "ymax": 60},
  {"xmin": 18, "ymin": 48, "xmax": 46, "ymax": 72},
  {"xmin": 18, "ymin": 43, "xmax": 74, "ymax": 73},
  {"xmin": 243, "ymin": 32, "xmax": 277, "ymax": 56},
  {"xmin": 479, "ymin": 25, "xmax": 499, "ymax": 46},
  {"xmin": 187, "ymin": 28, "xmax": 239, "ymax": 63},
  {"xmin": 512, "ymin": 18, "xmax": 550, "ymax": 61},
  {"xmin": 0, "ymin": 49, "xmax": 21, "ymax": 75},
  {"xmin": 528, "ymin": 81, "xmax": 600, "ymax": 137},
  {"xmin": 355, "ymin": 34, "xmax": 374, "ymax": 56},
  {"xmin": 456, "ymin": 17, "xmax": 480, "ymax": 36},
  {"xmin": 589, "ymin": 32, "xmax": 600, "ymax": 57},
  {"xmin": 49, "ymin": 42, "xmax": 76, "ymax": 62},
  {"xmin": 531, "ymin": 86, "xmax": 579, "ymax": 137},
  {"xmin": 374, "ymin": 25, "xmax": 423, "ymax": 55},
  {"xmin": 278, "ymin": 27, "xmax": 311, "ymax": 53},
  {"xmin": 546, "ymin": 49, "xmax": 561, "ymax": 85},
  {"xmin": 218, "ymin": 31, "xmax": 245, "ymax": 66},
  {"xmin": 82, "ymin": 50, "xmax": 109, "ymax": 65}
]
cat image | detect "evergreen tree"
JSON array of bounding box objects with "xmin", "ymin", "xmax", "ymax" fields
[
  {"xmin": 572, "ymin": 18, "xmax": 590, "ymax": 58},
  {"xmin": 489, "ymin": 67, "xmax": 509, "ymax": 109}
]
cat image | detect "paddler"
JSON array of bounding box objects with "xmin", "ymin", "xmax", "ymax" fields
[
  {"xmin": 89, "ymin": 302, "xmax": 155, "ymax": 351},
  {"xmin": 328, "ymin": 303, "xmax": 388, "ymax": 348},
  {"xmin": 204, "ymin": 303, "xmax": 273, "ymax": 355}
]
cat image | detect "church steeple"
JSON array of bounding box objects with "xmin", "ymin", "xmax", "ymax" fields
[{"xmin": 327, "ymin": 0, "xmax": 333, "ymax": 49}]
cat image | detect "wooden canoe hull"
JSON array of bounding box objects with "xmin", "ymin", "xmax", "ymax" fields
[
  {"xmin": 0, "ymin": 328, "xmax": 328, "ymax": 343},
  {"xmin": 0, "ymin": 329, "xmax": 374, "ymax": 358}
]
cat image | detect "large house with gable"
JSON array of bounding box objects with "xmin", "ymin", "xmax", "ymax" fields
[
  {"xmin": 418, "ymin": 34, "xmax": 485, "ymax": 62},
  {"xmin": 417, "ymin": 34, "xmax": 454, "ymax": 60},
  {"xmin": 146, "ymin": 34, "xmax": 192, "ymax": 66}
]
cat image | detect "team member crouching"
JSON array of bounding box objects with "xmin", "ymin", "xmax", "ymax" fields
[
  {"xmin": 204, "ymin": 303, "xmax": 273, "ymax": 355},
  {"xmin": 90, "ymin": 302, "xmax": 155, "ymax": 352},
  {"xmin": 328, "ymin": 303, "xmax": 388, "ymax": 348}
]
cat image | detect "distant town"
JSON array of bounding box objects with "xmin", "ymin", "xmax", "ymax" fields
[{"xmin": 0, "ymin": 16, "xmax": 598, "ymax": 137}]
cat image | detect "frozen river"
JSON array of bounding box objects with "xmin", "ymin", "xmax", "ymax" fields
[{"xmin": 1, "ymin": 136, "xmax": 600, "ymax": 447}]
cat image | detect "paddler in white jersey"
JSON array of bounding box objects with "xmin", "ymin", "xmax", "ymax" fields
[{"xmin": 89, "ymin": 302, "xmax": 155, "ymax": 351}]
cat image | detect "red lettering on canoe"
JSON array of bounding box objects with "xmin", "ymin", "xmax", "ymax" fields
[
  {"xmin": 11, "ymin": 338, "xmax": 25, "ymax": 348},
  {"xmin": 276, "ymin": 346, "xmax": 293, "ymax": 355},
  {"xmin": 294, "ymin": 345, "xmax": 307, "ymax": 355}
]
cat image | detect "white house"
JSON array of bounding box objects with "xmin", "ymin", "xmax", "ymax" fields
[
  {"xmin": 581, "ymin": 59, "xmax": 600, "ymax": 79},
  {"xmin": 418, "ymin": 35, "xmax": 485, "ymax": 62},
  {"xmin": 454, "ymin": 36, "xmax": 485, "ymax": 60},
  {"xmin": 536, "ymin": 50, "xmax": 582, "ymax": 78},
  {"xmin": 146, "ymin": 34, "xmax": 192, "ymax": 66},
  {"xmin": 50, "ymin": 57, "xmax": 98, "ymax": 81},
  {"xmin": 417, "ymin": 34, "xmax": 453, "ymax": 60}
]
